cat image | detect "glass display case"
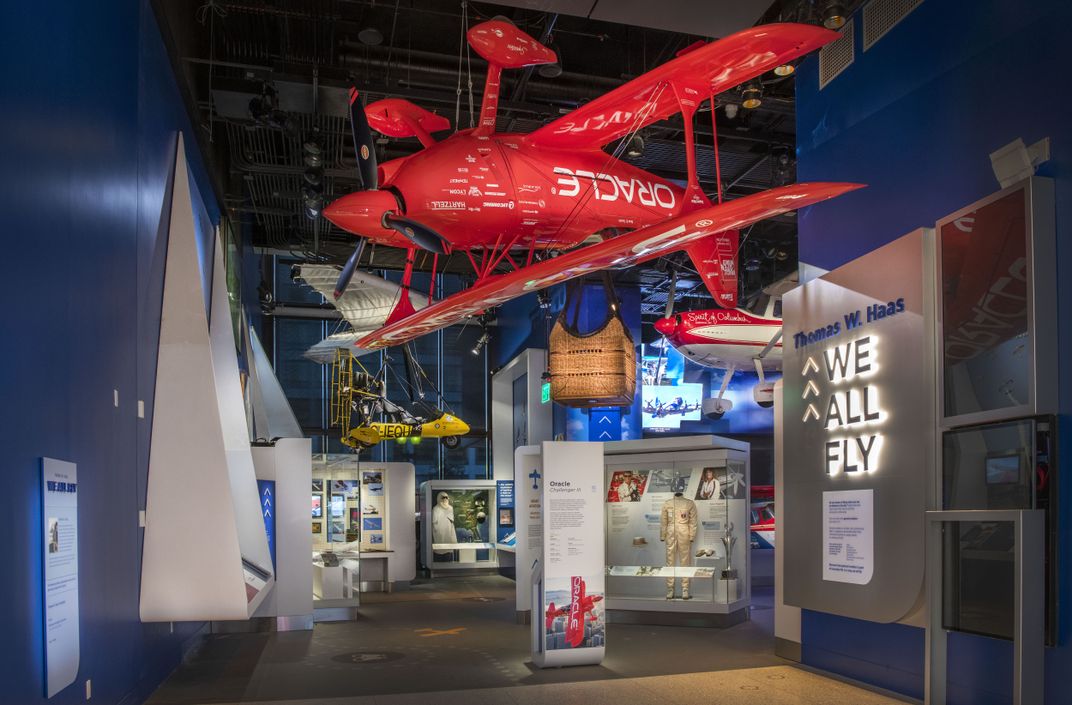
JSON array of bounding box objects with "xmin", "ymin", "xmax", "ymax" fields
[
  {"xmin": 420, "ymin": 480, "xmax": 499, "ymax": 572},
  {"xmin": 604, "ymin": 445, "xmax": 749, "ymax": 621},
  {"xmin": 310, "ymin": 456, "xmax": 368, "ymax": 604}
]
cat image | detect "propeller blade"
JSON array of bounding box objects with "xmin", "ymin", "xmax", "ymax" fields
[
  {"xmin": 348, "ymin": 87, "xmax": 379, "ymax": 190},
  {"xmin": 664, "ymin": 270, "xmax": 677, "ymax": 319},
  {"xmin": 382, "ymin": 213, "xmax": 449, "ymax": 255},
  {"xmin": 334, "ymin": 238, "xmax": 368, "ymax": 299}
]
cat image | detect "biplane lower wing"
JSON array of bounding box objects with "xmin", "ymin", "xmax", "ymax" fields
[{"xmin": 357, "ymin": 182, "xmax": 864, "ymax": 349}]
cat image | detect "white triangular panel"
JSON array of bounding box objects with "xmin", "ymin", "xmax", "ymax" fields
[
  {"xmin": 248, "ymin": 326, "xmax": 304, "ymax": 440},
  {"xmin": 140, "ymin": 134, "xmax": 273, "ymax": 622},
  {"xmin": 209, "ymin": 238, "xmax": 275, "ymax": 574}
]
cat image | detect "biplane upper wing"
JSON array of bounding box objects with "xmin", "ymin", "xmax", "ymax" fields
[
  {"xmin": 357, "ymin": 182, "xmax": 863, "ymax": 349},
  {"xmin": 525, "ymin": 23, "xmax": 837, "ymax": 151}
]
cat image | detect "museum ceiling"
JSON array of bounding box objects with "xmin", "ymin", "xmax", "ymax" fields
[{"xmin": 154, "ymin": 0, "xmax": 860, "ymax": 318}]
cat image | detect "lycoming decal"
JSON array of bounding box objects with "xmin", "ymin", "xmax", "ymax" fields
[{"xmin": 553, "ymin": 167, "xmax": 676, "ymax": 209}]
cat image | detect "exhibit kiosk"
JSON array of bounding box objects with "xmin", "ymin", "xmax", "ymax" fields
[
  {"xmin": 530, "ymin": 442, "xmax": 607, "ymax": 668},
  {"xmin": 420, "ymin": 479, "xmax": 500, "ymax": 574}
]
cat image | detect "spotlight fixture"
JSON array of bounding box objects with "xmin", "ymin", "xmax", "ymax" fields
[
  {"xmin": 773, "ymin": 63, "xmax": 795, "ymax": 77},
  {"xmin": 471, "ymin": 331, "xmax": 490, "ymax": 356},
  {"xmin": 303, "ymin": 168, "xmax": 322, "ymax": 187},
  {"xmin": 741, "ymin": 81, "xmax": 762, "ymax": 110},
  {"xmin": 538, "ymin": 61, "xmax": 562, "ymax": 79},
  {"xmin": 744, "ymin": 258, "xmax": 762, "ymax": 272},
  {"xmin": 302, "ymin": 139, "xmax": 323, "ymax": 168},
  {"xmin": 625, "ymin": 134, "xmax": 645, "ymax": 159},
  {"xmin": 724, "ymin": 103, "xmax": 739, "ymax": 120},
  {"xmin": 358, "ymin": 27, "xmax": 383, "ymax": 46},
  {"xmin": 248, "ymin": 84, "xmax": 278, "ymax": 122},
  {"xmin": 538, "ymin": 42, "xmax": 563, "ymax": 78},
  {"xmin": 822, "ymin": 1, "xmax": 847, "ymax": 30},
  {"xmin": 303, "ymin": 185, "xmax": 323, "ymax": 219}
]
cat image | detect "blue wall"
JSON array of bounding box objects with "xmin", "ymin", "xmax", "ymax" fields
[
  {"xmin": 0, "ymin": 1, "xmax": 219, "ymax": 703},
  {"xmin": 795, "ymin": 1, "xmax": 1071, "ymax": 703}
]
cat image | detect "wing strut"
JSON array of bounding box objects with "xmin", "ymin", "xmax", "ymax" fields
[
  {"xmin": 384, "ymin": 247, "xmax": 419, "ymax": 326},
  {"xmin": 710, "ymin": 94, "xmax": 723, "ymax": 204},
  {"xmin": 670, "ymin": 82, "xmax": 711, "ymax": 212}
]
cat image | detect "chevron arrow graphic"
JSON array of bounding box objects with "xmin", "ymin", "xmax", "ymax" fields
[
  {"xmin": 803, "ymin": 357, "xmax": 819, "ymax": 375},
  {"xmin": 803, "ymin": 380, "xmax": 820, "ymax": 399},
  {"xmin": 802, "ymin": 404, "xmax": 820, "ymax": 423}
]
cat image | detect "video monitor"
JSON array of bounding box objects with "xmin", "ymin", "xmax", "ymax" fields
[
  {"xmin": 330, "ymin": 494, "xmax": 345, "ymax": 517},
  {"xmin": 311, "ymin": 494, "xmax": 322, "ymax": 518},
  {"xmin": 641, "ymin": 382, "xmax": 703, "ymax": 430},
  {"xmin": 985, "ymin": 453, "xmax": 1022, "ymax": 485}
]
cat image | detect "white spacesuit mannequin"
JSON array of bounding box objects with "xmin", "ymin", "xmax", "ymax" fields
[
  {"xmin": 431, "ymin": 492, "xmax": 455, "ymax": 554},
  {"xmin": 660, "ymin": 493, "xmax": 698, "ymax": 599}
]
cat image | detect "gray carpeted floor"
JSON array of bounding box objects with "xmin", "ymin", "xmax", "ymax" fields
[{"xmin": 147, "ymin": 577, "xmax": 898, "ymax": 705}]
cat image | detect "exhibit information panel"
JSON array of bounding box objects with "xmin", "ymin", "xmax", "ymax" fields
[
  {"xmin": 359, "ymin": 470, "xmax": 386, "ymax": 550},
  {"xmin": 42, "ymin": 458, "xmax": 79, "ymax": 698},
  {"xmin": 534, "ymin": 441, "xmax": 605, "ymax": 667},
  {"xmin": 821, "ymin": 489, "xmax": 873, "ymax": 584},
  {"xmin": 782, "ymin": 229, "xmax": 934, "ymax": 623},
  {"xmin": 496, "ymin": 479, "xmax": 515, "ymax": 545}
]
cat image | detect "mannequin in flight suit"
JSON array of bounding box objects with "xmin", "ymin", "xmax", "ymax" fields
[{"xmin": 660, "ymin": 492, "xmax": 698, "ymax": 599}]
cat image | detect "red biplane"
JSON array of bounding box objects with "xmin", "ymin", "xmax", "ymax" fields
[
  {"xmin": 324, "ymin": 18, "xmax": 863, "ymax": 348},
  {"xmin": 545, "ymin": 575, "xmax": 603, "ymax": 648}
]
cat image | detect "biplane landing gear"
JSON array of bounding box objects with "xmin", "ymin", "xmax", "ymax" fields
[{"xmin": 442, "ymin": 435, "xmax": 461, "ymax": 450}]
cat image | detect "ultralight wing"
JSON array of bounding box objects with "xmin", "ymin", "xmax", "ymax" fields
[
  {"xmin": 296, "ymin": 264, "xmax": 428, "ymax": 359},
  {"xmin": 357, "ymin": 182, "xmax": 863, "ymax": 349},
  {"xmin": 525, "ymin": 23, "xmax": 837, "ymax": 151}
]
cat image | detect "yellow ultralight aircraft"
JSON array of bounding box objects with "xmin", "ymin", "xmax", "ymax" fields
[{"xmin": 331, "ymin": 349, "xmax": 471, "ymax": 450}]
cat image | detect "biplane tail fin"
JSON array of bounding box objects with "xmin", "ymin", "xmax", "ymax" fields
[
  {"xmin": 685, "ymin": 230, "xmax": 740, "ymax": 309},
  {"xmin": 467, "ymin": 19, "xmax": 557, "ymax": 135}
]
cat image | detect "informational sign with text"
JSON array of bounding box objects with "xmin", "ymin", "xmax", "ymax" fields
[
  {"xmin": 822, "ymin": 489, "xmax": 873, "ymax": 584},
  {"xmin": 534, "ymin": 442, "xmax": 605, "ymax": 667},
  {"xmin": 42, "ymin": 458, "xmax": 79, "ymax": 698}
]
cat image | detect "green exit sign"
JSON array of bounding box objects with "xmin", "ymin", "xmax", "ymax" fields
[{"xmin": 541, "ymin": 382, "xmax": 551, "ymax": 404}]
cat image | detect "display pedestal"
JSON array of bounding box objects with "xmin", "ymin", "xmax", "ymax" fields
[{"xmin": 252, "ymin": 439, "xmax": 313, "ymax": 630}]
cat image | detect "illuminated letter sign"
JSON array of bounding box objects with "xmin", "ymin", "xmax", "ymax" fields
[{"xmin": 781, "ymin": 228, "xmax": 934, "ymax": 623}]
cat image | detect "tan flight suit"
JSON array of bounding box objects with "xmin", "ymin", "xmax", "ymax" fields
[{"xmin": 660, "ymin": 495, "xmax": 698, "ymax": 596}]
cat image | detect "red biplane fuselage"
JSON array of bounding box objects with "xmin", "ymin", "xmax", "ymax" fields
[{"xmin": 327, "ymin": 131, "xmax": 686, "ymax": 252}]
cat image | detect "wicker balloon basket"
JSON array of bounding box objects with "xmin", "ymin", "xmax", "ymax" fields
[{"xmin": 548, "ymin": 276, "xmax": 637, "ymax": 407}]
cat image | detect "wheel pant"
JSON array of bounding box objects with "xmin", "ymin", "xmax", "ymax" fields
[{"xmin": 665, "ymin": 533, "xmax": 692, "ymax": 593}]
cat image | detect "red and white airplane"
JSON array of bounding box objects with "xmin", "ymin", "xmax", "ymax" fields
[
  {"xmin": 653, "ymin": 274, "xmax": 791, "ymax": 418},
  {"xmin": 322, "ymin": 18, "xmax": 862, "ymax": 348},
  {"xmin": 546, "ymin": 576, "xmax": 603, "ymax": 648}
]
